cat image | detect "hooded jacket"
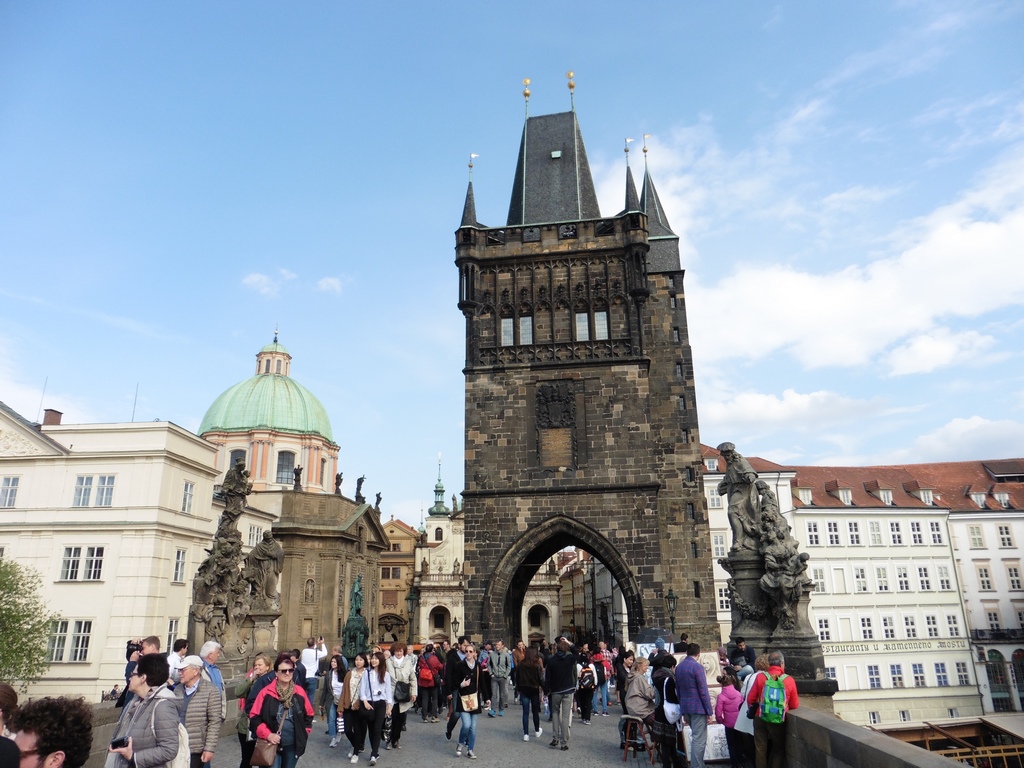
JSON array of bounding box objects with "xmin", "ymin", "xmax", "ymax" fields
[
  {"xmin": 249, "ymin": 683, "xmax": 314, "ymax": 756},
  {"xmin": 543, "ymin": 650, "xmax": 577, "ymax": 695}
]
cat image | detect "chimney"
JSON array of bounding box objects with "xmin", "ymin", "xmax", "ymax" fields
[{"xmin": 42, "ymin": 409, "xmax": 63, "ymax": 426}]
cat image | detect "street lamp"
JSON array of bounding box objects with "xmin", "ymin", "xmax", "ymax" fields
[
  {"xmin": 451, "ymin": 616, "xmax": 460, "ymax": 638},
  {"xmin": 665, "ymin": 588, "xmax": 678, "ymax": 642},
  {"xmin": 405, "ymin": 589, "xmax": 418, "ymax": 642}
]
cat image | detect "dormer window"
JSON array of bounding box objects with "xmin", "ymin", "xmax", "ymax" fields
[
  {"xmin": 705, "ymin": 458, "xmax": 718, "ymax": 472},
  {"xmin": 918, "ymin": 489, "xmax": 933, "ymax": 505},
  {"xmin": 970, "ymin": 492, "xmax": 987, "ymax": 508},
  {"xmin": 995, "ymin": 492, "xmax": 1010, "ymax": 509},
  {"xmin": 879, "ymin": 489, "xmax": 893, "ymax": 506},
  {"xmin": 838, "ymin": 489, "xmax": 853, "ymax": 505},
  {"xmin": 798, "ymin": 488, "xmax": 813, "ymax": 505}
]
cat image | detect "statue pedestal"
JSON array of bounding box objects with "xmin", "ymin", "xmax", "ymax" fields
[
  {"xmin": 723, "ymin": 550, "xmax": 772, "ymax": 653},
  {"xmin": 247, "ymin": 611, "xmax": 281, "ymax": 658},
  {"xmin": 768, "ymin": 583, "xmax": 824, "ymax": 681}
]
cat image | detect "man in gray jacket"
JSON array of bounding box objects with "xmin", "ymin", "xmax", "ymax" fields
[
  {"xmin": 176, "ymin": 655, "xmax": 223, "ymax": 768},
  {"xmin": 487, "ymin": 639, "xmax": 513, "ymax": 717}
]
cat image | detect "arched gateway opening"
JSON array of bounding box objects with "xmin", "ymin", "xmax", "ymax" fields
[{"xmin": 484, "ymin": 515, "xmax": 643, "ymax": 644}]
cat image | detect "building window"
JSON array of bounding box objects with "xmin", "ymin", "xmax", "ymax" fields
[
  {"xmin": 519, "ymin": 316, "xmax": 533, "ymax": 345},
  {"xmin": 919, "ymin": 489, "xmax": 934, "ymax": 505},
  {"xmin": 911, "ymin": 521, "xmax": 923, "ymax": 545},
  {"xmin": 693, "ymin": 580, "xmax": 701, "ymax": 599},
  {"xmin": 276, "ymin": 451, "xmax": 295, "ymax": 484},
  {"xmin": 391, "ymin": 566, "xmax": 401, "ymax": 579},
  {"xmin": 806, "ymin": 522, "xmax": 820, "ymax": 546},
  {"xmin": 173, "ymin": 549, "xmax": 187, "ymax": 583},
  {"xmin": 828, "ymin": 522, "xmax": 841, "ymax": 546},
  {"xmin": 70, "ymin": 620, "xmax": 92, "ymax": 662},
  {"xmin": 95, "ymin": 476, "xmax": 115, "ymax": 507},
  {"xmin": 0, "ymin": 477, "xmax": 19, "ymax": 508},
  {"xmin": 879, "ymin": 489, "xmax": 893, "ymax": 506},
  {"xmin": 1009, "ymin": 566, "xmax": 1022, "ymax": 590},
  {"xmin": 691, "ymin": 541, "xmax": 699, "ymax": 558},
  {"xmin": 918, "ymin": 566, "xmax": 931, "ymax": 591},
  {"xmin": 704, "ymin": 458, "xmax": 717, "ymax": 471},
  {"xmin": 912, "ymin": 664, "xmax": 925, "ymax": 688},
  {"xmin": 166, "ymin": 618, "xmax": 179, "ymax": 651},
  {"xmin": 995, "ymin": 492, "xmax": 1010, "ymax": 508},
  {"xmin": 868, "ymin": 712, "xmax": 881, "ymax": 725},
  {"xmin": 900, "ymin": 710, "xmax": 911, "ymax": 723},
  {"xmin": 968, "ymin": 525, "xmax": 984, "ymax": 548},
  {"xmin": 717, "ymin": 587, "xmax": 731, "ymax": 611},
  {"xmin": 435, "ymin": 527, "xmax": 443, "ymax": 542},
  {"xmin": 987, "ymin": 611, "xmax": 1001, "ymax": 631},
  {"xmin": 867, "ymin": 665, "xmax": 881, "ymax": 688},
  {"xmin": 181, "ymin": 481, "xmax": 195, "ymax": 514},
  {"xmin": 999, "ymin": 525, "xmax": 1014, "ymax": 548},
  {"xmin": 897, "ymin": 567, "xmax": 910, "ymax": 591},
  {"xmin": 60, "ymin": 547, "xmax": 81, "ymax": 580},
  {"xmin": 669, "ymin": 296, "xmax": 677, "ymax": 308},
  {"xmin": 676, "ymin": 363, "xmax": 684, "ymax": 379},
  {"xmin": 869, "ymin": 521, "xmax": 882, "ymax": 546},
  {"xmin": 709, "ymin": 493, "xmax": 723, "ymax": 509},
  {"xmin": 818, "ymin": 619, "xmax": 831, "ymax": 641},
  {"xmin": 73, "ymin": 476, "xmax": 93, "ymax": 507},
  {"xmin": 672, "ymin": 328, "xmax": 680, "ymax": 343},
  {"xmin": 935, "ymin": 662, "xmax": 949, "ymax": 686},
  {"xmin": 883, "ymin": 616, "xmax": 895, "ymax": 639},
  {"xmin": 948, "ymin": 708, "xmax": 959, "ymax": 718},
  {"xmin": 854, "ymin": 568, "xmax": 868, "ymax": 593},
  {"xmin": 47, "ymin": 620, "xmax": 69, "ymax": 662},
  {"xmin": 712, "ymin": 534, "xmax": 726, "ymax": 558},
  {"xmin": 848, "ymin": 522, "xmax": 861, "ymax": 545},
  {"xmin": 594, "ymin": 311, "xmax": 609, "ymax": 341},
  {"xmin": 575, "ymin": 312, "xmax": 590, "ymax": 341},
  {"xmin": 956, "ymin": 661, "xmax": 970, "ymax": 685},
  {"xmin": 890, "ymin": 522, "xmax": 903, "ymax": 545},
  {"xmin": 83, "ymin": 547, "xmax": 104, "ymax": 580},
  {"xmin": 825, "ymin": 667, "xmax": 836, "ymax": 680},
  {"xmin": 971, "ymin": 492, "xmax": 987, "ymax": 508},
  {"xmin": 798, "ymin": 488, "xmax": 812, "ymax": 505},
  {"xmin": 930, "ymin": 521, "xmax": 943, "ymax": 544},
  {"xmin": 947, "ymin": 615, "xmax": 960, "ymax": 637},
  {"xmin": 861, "ymin": 617, "xmax": 873, "ymax": 639},
  {"xmin": 891, "ymin": 664, "xmax": 904, "ymax": 688},
  {"xmin": 876, "ymin": 567, "xmax": 889, "ymax": 592},
  {"xmin": 926, "ymin": 615, "xmax": 939, "ymax": 637},
  {"xmin": 229, "ymin": 449, "xmax": 247, "ymax": 468},
  {"xmin": 391, "ymin": 543, "xmax": 401, "ymax": 552},
  {"xmin": 838, "ymin": 489, "xmax": 852, "ymax": 505},
  {"xmin": 978, "ymin": 566, "xmax": 992, "ymax": 590},
  {"xmin": 500, "ymin": 316, "xmax": 514, "ymax": 346},
  {"xmin": 938, "ymin": 566, "xmax": 951, "ymax": 590},
  {"xmin": 905, "ymin": 616, "xmax": 917, "ymax": 638},
  {"xmin": 248, "ymin": 526, "xmax": 263, "ymax": 547},
  {"xmin": 812, "ymin": 568, "xmax": 825, "ymax": 593}
]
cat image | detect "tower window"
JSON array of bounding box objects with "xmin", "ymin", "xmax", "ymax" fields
[
  {"xmin": 500, "ymin": 317, "xmax": 514, "ymax": 346},
  {"xmin": 264, "ymin": 359, "xmax": 270, "ymax": 373},
  {"xmin": 594, "ymin": 311, "xmax": 609, "ymax": 341},
  {"xmin": 229, "ymin": 449, "xmax": 247, "ymax": 468},
  {"xmin": 575, "ymin": 312, "xmax": 590, "ymax": 341},
  {"xmin": 276, "ymin": 451, "xmax": 296, "ymax": 484},
  {"xmin": 519, "ymin": 316, "xmax": 533, "ymax": 345},
  {"xmin": 275, "ymin": 359, "xmax": 282, "ymax": 374},
  {"xmin": 435, "ymin": 527, "xmax": 443, "ymax": 542}
]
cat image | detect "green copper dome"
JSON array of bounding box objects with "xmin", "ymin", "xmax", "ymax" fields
[{"xmin": 199, "ymin": 374, "xmax": 334, "ymax": 442}]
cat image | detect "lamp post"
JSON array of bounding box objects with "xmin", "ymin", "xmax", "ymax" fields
[
  {"xmin": 451, "ymin": 616, "xmax": 460, "ymax": 639},
  {"xmin": 405, "ymin": 589, "xmax": 418, "ymax": 643},
  {"xmin": 665, "ymin": 588, "xmax": 678, "ymax": 642}
]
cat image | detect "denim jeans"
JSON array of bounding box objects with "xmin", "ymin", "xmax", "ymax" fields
[
  {"xmin": 458, "ymin": 712, "xmax": 478, "ymax": 750},
  {"xmin": 520, "ymin": 687, "xmax": 541, "ymax": 734},
  {"xmin": 271, "ymin": 746, "xmax": 297, "ymax": 768},
  {"xmin": 593, "ymin": 680, "xmax": 610, "ymax": 713},
  {"xmin": 327, "ymin": 701, "xmax": 339, "ymax": 737}
]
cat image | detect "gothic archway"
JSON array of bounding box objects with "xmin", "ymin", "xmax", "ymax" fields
[{"xmin": 481, "ymin": 515, "xmax": 645, "ymax": 643}]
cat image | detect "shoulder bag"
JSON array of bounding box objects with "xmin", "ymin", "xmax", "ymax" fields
[
  {"xmin": 458, "ymin": 666, "xmax": 480, "ymax": 712},
  {"xmin": 250, "ymin": 708, "xmax": 286, "ymax": 767}
]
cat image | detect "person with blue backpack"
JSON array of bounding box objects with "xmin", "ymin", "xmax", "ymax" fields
[{"xmin": 744, "ymin": 650, "xmax": 799, "ymax": 768}]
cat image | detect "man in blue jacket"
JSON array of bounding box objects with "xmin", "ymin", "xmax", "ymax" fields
[{"xmin": 675, "ymin": 643, "xmax": 712, "ymax": 768}]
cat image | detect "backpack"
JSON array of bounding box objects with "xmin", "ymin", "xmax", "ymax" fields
[
  {"xmin": 418, "ymin": 656, "xmax": 435, "ymax": 686},
  {"xmin": 759, "ymin": 673, "xmax": 789, "ymax": 724},
  {"xmin": 578, "ymin": 665, "xmax": 596, "ymax": 691}
]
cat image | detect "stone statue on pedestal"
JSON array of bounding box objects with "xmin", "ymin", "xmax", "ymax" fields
[
  {"xmin": 243, "ymin": 531, "xmax": 285, "ymax": 610},
  {"xmin": 342, "ymin": 576, "xmax": 369, "ymax": 663}
]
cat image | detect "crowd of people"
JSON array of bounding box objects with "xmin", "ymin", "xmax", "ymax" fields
[{"xmin": 0, "ymin": 631, "xmax": 797, "ymax": 768}]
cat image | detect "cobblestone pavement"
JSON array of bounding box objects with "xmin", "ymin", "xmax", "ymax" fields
[{"xmin": 214, "ymin": 706, "xmax": 657, "ymax": 768}]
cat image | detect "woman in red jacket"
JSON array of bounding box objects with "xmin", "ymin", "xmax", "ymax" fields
[{"xmin": 249, "ymin": 654, "xmax": 315, "ymax": 768}]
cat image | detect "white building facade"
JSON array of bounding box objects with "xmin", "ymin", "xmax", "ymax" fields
[{"xmin": 0, "ymin": 402, "xmax": 220, "ymax": 699}]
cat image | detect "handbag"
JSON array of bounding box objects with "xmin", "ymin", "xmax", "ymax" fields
[
  {"xmin": 250, "ymin": 709, "xmax": 286, "ymax": 767},
  {"xmin": 459, "ymin": 664, "xmax": 480, "ymax": 712},
  {"xmin": 394, "ymin": 680, "xmax": 411, "ymax": 703},
  {"xmin": 661, "ymin": 679, "xmax": 681, "ymax": 724}
]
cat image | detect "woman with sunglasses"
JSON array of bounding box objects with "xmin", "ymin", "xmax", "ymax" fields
[
  {"xmin": 340, "ymin": 653, "xmax": 369, "ymax": 763},
  {"xmin": 357, "ymin": 652, "xmax": 393, "ymax": 766},
  {"xmin": 451, "ymin": 644, "xmax": 492, "ymax": 759},
  {"xmin": 249, "ymin": 653, "xmax": 315, "ymax": 768}
]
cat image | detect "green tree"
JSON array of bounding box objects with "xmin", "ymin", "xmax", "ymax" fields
[{"xmin": 0, "ymin": 559, "xmax": 59, "ymax": 689}]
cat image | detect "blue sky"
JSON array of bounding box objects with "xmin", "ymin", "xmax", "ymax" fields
[{"xmin": 2, "ymin": 1, "xmax": 1022, "ymax": 530}]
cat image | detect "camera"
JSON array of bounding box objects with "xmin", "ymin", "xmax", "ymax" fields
[
  {"xmin": 110, "ymin": 737, "xmax": 130, "ymax": 750},
  {"xmin": 126, "ymin": 639, "xmax": 142, "ymax": 655}
]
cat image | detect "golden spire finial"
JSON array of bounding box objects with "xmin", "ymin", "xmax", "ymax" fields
[
  {"xmin": 624, "ymin": 137, "xmax": 634, "ymax": 166},
  {"xmin": 522, "ymin": 77, "xmax": 531, "ymax": 117},
  {"xmin": 642, "ymin": 133, "xmax": 652, "ymax": 167},
  {"xmin": 566, "ymin": 70, "xmax": 575, "ymax": 110},
  {"xmin": 273, "ymin": 323, "xmax": 279, "ymax": 343},
  {"xmin": 468, "ymin": 153, "xmax": 479, "ymax": 181}
]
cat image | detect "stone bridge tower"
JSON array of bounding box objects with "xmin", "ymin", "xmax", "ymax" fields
[{"xmin": 455, "ymin": 98, "xmax": 718, "ymax": 646}]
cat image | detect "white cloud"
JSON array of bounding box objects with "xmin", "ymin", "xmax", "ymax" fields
[
  {"xmin": 242, "ymin": 273, "xmax": 278, "ymax": 297},
  {"xmin": 279, "ymin": 269, "xmax": 297, "ymax": 281},
  {"xmin": 885, "ymin": 328, "xmax": 995, "ymax": 375},
  {"xmin": 822, "ymin": 185, "xmax": 899, "ymax": 211},
  {"xmin": 317, "ymin": 277, "xmax": 342, "ymax": 294},
  {"xmin": 908, "ymin": 416, "xmax": 1024, "ymax": 461}
]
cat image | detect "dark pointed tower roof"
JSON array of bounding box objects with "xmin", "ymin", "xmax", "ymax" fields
[
  {"xmin": 461, "ymin": 180, "xmax": 479, "ymax": 227},
  {"xmin": 623, "ymin": 165, "xmax": 641, "ymax": 214},
  {"xmin": 641, "ymin": 166, "xmax": 681, "ymax": 273},
  {"xmin": 506, "ymin": 111, "xmax": 601, "ymax": 226}
]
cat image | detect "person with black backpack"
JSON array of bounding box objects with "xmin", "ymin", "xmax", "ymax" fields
[{"xmin": 575, "ymin": 652, "xmax": 598, "ymax": 724}]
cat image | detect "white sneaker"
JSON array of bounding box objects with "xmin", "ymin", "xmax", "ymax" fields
[
  {"xmin": 347, "ymin": 749, "xmax": 355, "ymax": 758},
  {"xmin": 330, "ymin": 738, "xmax": 338, "ymax": 748},
  {"xmin": 523, "ymin": 734, "xmax": 530, "ymax": 741},
  {"xmin": 369, "ymin": 758, "xmax": 377, "ymax": 766},
  {"xmin": 467, "ymin": 750, "xmax": 477, "ymax": 759},
  {"xmin": 535, "ymin": 728, "xmax": 543, "ymax": 738},
  {"xmin": 349, "ymin": 756, "xmax": 358, "ymax": 764},
  {"xmin": 455, "ymin": 746, "xmax": 463, "ymax": 757}
]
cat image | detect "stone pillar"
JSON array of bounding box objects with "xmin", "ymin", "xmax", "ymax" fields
[{"xmin": 723, "ymin": 551, "xmax": 773, "ymax": 654}]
